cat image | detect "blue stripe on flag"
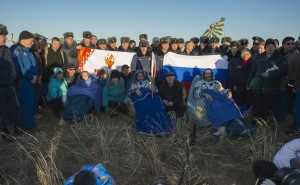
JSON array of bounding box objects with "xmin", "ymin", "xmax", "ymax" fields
[{"xmin": 162, "ymin": 66, "xmax": 228, "ymax": 83}]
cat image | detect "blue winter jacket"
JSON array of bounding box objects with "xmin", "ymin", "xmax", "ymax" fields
[
  {"xmin": 10, "ymin": 44, "xmax": 38, "ymax": 81},
  {"xmin": 46, "ymin": 75, "xmax": 68, "ymax": 101}
]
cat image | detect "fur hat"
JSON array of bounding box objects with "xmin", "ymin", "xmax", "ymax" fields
[
  {"xmin": 165, "ymin": 72, "xmax": 175, "ymax": 78},
  {"xmin": 63, "ymin": 32, "xmax": 74, "ymax": 39},
  {"xmin": 265, "ymin": 38, "xmax": 276, "ymax": 48},
  {"xmin": 19, "ymin": 30, "xmax": 34, "ymax": 40},
  {"xmin": 110, "ymin": 69, "xmax": 120, "ymax": 79}
]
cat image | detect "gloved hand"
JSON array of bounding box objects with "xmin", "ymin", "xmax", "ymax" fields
[{"xmin": 261, "ymin": 179, "xmax": 276, "ymax": 185}]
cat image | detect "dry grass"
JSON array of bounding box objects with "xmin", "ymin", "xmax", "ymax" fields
[{"xmin": 0, "ymin": 110, "xmax": 296, "ymax": 185}]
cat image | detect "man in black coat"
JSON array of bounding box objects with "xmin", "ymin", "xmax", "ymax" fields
[
  {"xmin": 158, "ymin": 72, "xmax": 186, "ymax": 118},
  {"xmin": 0, "ymin": 24, "xmax": 21, "ymax": 139}
]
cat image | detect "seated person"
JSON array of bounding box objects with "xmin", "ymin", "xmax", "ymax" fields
[
  {"xmin": 97, "ymin": 68, "xmax": 108, "ymax": 88},
  {"xmin": 103, "ymin": 69, "xmax": 127, "ymax": 115},
  {"xmin": 129, "ymin": 70, "xmax": 174, "ymax": 135},
  {"xmin": 120, "ymin": 64, "xmax": 132, "ymax": 91},
  {"xmin": 158, "ymin": 72, "xmax": 186, "ymax": 118},
  {"xmin": 46, "ymin": 67, "xmax": 68, "ymax": 117},
  {"xmin": 192, "ymin": 68, "xmax": 255, "ymax": 137},
  {"xmin": 65, "ymin": 63, "xmax": 79, "ymax": 88},
  {"xmin": 128, "ymin": 70, "xmax": 156, "ymax": 96},
  {"xmin": 62, "ymin": 71, "xmax": 102, "ymax": 123},
  {"xmin": 64, "ymin": 164, "xmax": 116, "ymax": 185}
]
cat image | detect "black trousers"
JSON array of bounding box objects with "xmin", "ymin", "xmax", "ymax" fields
[
  {"xmin": 108, "ymin": 101, "xmax": 128, "ymax": 115},
  {"xmin": 0, "ymin": 86, "xmax": 21, "ymax": 130},
  {"xmin": 47, "ymin": 98, "xmax": 64, "ymax": 116},
  {"xmin": 165, "ymin": 102, "xmax": 186, "ymax": 118},
  {"xmin": 252, "ymin": 92, "xmax": 277, "ymax": 118}
]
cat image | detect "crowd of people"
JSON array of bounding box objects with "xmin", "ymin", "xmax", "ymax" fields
[{"xmin": 0, "ymin": 23, "xmax": 300, "ymax": 140}]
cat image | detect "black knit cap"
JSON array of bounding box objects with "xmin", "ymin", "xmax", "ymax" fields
[
  {"xmin": 265, "ymin": 38, "xmax": 276, "ymax": 48},
  {"xmin": 0, "ymin": 24, "xmax": 8, "ymax": 35},
  {"xmin": 19, "ymin": 30, "xmax": 34, "ymax": 40},
  {"xmin": 110, "ymin": 69, "xmax": 120, "ymax": 79}
]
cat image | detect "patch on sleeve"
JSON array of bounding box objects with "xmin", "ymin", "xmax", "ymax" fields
[{"xmin": 12, "ymin": 51, "xmax": 18, "ymax": 57}]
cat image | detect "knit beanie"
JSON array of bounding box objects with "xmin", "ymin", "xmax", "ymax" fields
[
  {"xmin": 19, "ymin": 30, "xmax": 34, "ymax": 40},
  {"xmin": 265, "ymin": 38, "xmax": 276, "ymax": 48}
]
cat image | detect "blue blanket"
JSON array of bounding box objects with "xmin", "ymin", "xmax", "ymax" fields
[
  {"xmin": 131, "ymin": 88, "xmax": 174, "ymax": 135},
  {"xmin": 67, "ymin": 75, "xmax": 102, "ymax": 111},
  {"xmin": 202, "ymin": 89, "xmax": 243, "ymax": 128}
]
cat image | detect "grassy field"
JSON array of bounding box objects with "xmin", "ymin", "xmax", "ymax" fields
[{"xmin": 0, "ymin": 108, "xmax": 296, "ymax": 185}]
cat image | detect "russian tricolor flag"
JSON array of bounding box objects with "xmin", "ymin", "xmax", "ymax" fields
[{"xmin": 162, "ymin": 52, "xmax": 228, "ymax": 91}]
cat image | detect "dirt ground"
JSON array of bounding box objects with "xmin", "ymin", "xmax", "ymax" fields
[{"xmin": 0, "ymin": 107, "xmax": 297, "ymax": 185}]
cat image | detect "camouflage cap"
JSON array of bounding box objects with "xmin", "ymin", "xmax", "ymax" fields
[
  {"xmin": 190, "ymin": 37, "xmax": 200, "ymax": 44},
  {"xmin": 252, "ymin": 36, "xmax": 264, "ymax": 44},
  {"xmin": 200, "ymin": 36, "xmax": 209, "ymax": 43},
  {"xmin": 160, "ymin": 37, "xmax": 170, "ymax": 44},
  {"xmin": 171, "ymin": 38, "xmax": 179, "ymax": 44},
  {"xmin": 230, "ymin": 41, "xmax": 239, "ymax": 48},
  {"xmin": 107, "ymin": 37, "xmax": 117, "ymax": 44},
  {"xmin": 0, "ymin": 24, "xmax": 8, "ymax": 35},
  {"xmin": 121, "ymin": 37, "xmax": 130, "ymax": 43},
  {"xmin": 239, "ymin": 38, "xmax": 249, "ymax": 45},
  {"xmin": 139, "ymin": 40, "xmax": 149, "ymax": 47},
  {"xmin": 139, "ymin": 34, "xmax": 148, "ymax": 40},
  {"xmin": 221, "ymin": 37, "xmax": 232, "ymax": 43},
  {"xmin": 178, "ymin": 38, "xmax": 184, "ymax": 43},
  {"xmin": 210, "ymin": 37, "xmax": 219, "ymax": 43},
  {"xmin": 83, "ymin": 31, "xmax": 92, "ymax": 39},
  {"xmin": 97, "ymin": 39, "xmax": 107, "ymax": 45},
  {"xmin": 63, "ymin": 32, "xmax": 74, "ymax": 39}
]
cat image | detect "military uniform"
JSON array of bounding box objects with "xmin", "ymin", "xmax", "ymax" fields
[
  {"xmin": 170, "ymin": 38, "xmax": 181, "ymax": 54},
  {"xmin": 78, "ymin": 31, "xmax": 96, "ymax": 49},
  {"xmin": 131, "ymin": 41, "xmax": 152, "ymax": 76},
  {"xmin": 239, "ymin": 38, "xmax": 249, "ymax": 51},
  {"xmin": 118, "ymin": 37, "xmax": 134, "ymax": 52},
  {"xmin": 220, "ymin": 37, "xmax": 232, "ymax": 56},
  {"xmin": 97, "ymin": 39, "xmax": 107, "ymax": 50},
  {"xmin": 61, "ymin": 32, "xmax": 78, "ymax": 68},
  {"xmin": 107, "ymin": 37, "xmax": 117, "ymax": 51},
  {"xmin": 198, "ymin": 36, "xmax": 210, "ymax": 55},
  {"xmin": 204, "ymin": 37, "xmax": 221, "ymax": 55},
  {"xmin": 251, "ymin": 36, "xmax": 264, "ymax": 56},
  {"xmin": 155, "ymin": 37, "xmax": 170, "ymax": 82}
]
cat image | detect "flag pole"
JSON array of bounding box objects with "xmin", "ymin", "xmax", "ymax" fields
[{"xmin": 151, "ymin": 52, "xmax": 156, "ymax": 99}]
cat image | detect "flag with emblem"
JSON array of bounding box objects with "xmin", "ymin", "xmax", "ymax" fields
[{"xmin": 203, "ymin": 17, "xmax": 225, "ymax": 37}]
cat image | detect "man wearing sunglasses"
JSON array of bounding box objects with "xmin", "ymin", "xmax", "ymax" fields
[
  {"xmin": 274, "ymin": 37, "xmax": 300, "ymax": 125},
  {"xmin": 0, "ymin": 24, "xmax": 22, "ymax": 140}
]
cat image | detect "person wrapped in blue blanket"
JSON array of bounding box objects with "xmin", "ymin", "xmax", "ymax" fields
[
  {"xmin": 64, "ymin": 164, "xmax": 116, "ymax": 185},
  {"xmin": 193, "ymin": 68, "xmax": 256, "ymax": 137},
  {"xmin": 62, "ymin": 71, "xmax": 102, "ymax": 123},
  {"xmin": 129, "ymin": 70, "xmax": 174, "ymax": 135}
]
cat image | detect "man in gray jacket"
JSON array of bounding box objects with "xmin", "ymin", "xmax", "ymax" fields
[{"xmin": 61, "ymin": 32, "xmax": 78, "ymax": 68}]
